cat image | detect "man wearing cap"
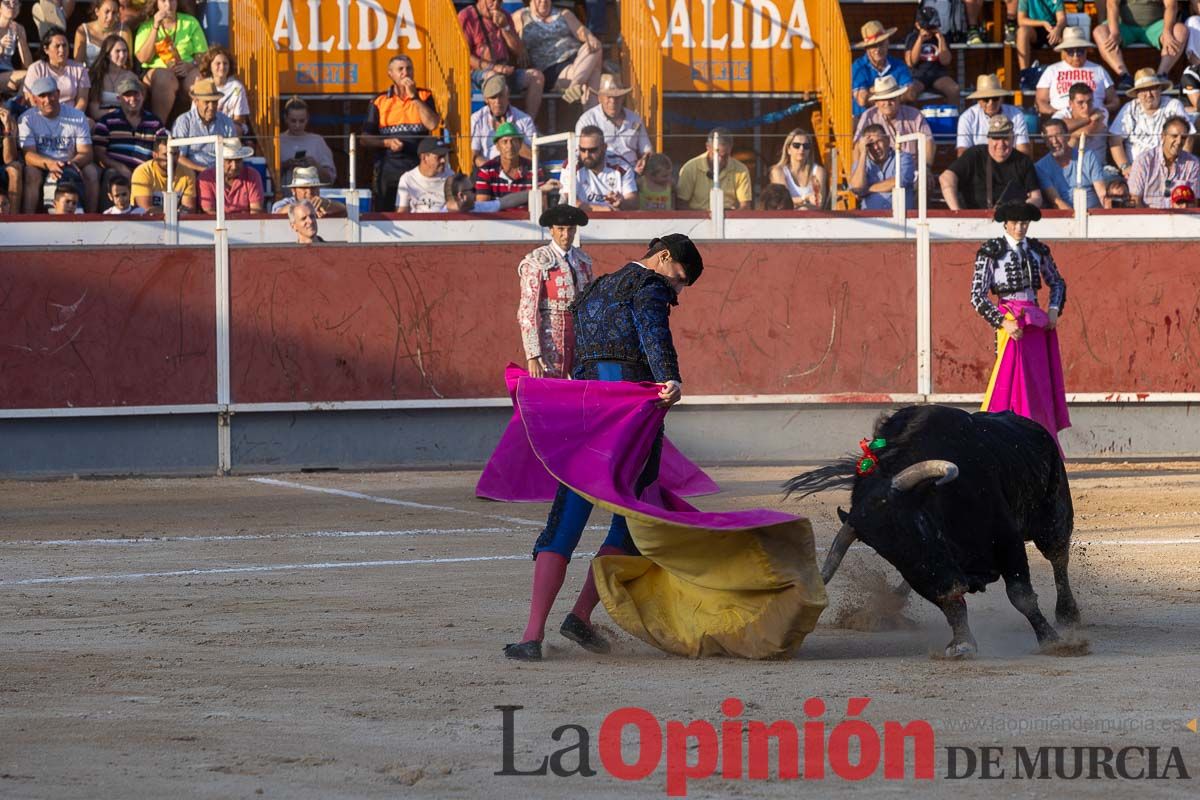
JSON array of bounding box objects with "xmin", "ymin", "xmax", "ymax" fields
[
  {"xmin": 270, "ymin": 165, "xmax": 346, "ymax": 218},
  {"xmin": 475, "ymin": 121, "xmax": 555, "ymax": 207},
  {"xmin": 18, "ymin": 74, "xmax": 97, "ymax": 212},
  {"xmin": 197, "ymin": 138, "xmax": 263, "ymax": 214},
  {"xmin": 1051, "ymin": 82, "xmax": 1110, "ymax": 161},
  {"xmin": 170, "ymin": 77, "xmax": 238, "ymax": 172},
  {"xmin": 1109, "ymin": 68, "xmax": 1194, "ymax": 171},
  {"xmin": 1094, "ymin": 0, "xmax": 1188, "ymax": 90},
  {"xmin": 941, "ymin": 115, "xmax": 1042, "ymax": 210},
  {"xmin": 904, "ymin": 5, "xmax": 960, "ymax": 106},
  {"xmin": 93, "ymin": 76, "xmax": 164, "ymax": 180},
  {"xmin": 1036, "ymin": 26, "xmax": 1118, "ymax": 114},
  {"xmin": 854, "ymin": 75, "xmax": 936, "ymax": 166},
  {"xmin": 518, "ymin": 203, "xmax": 593, "ymax": 379},
  {"xmin": 132, "ymin": 133, "xmax": 196, "ymax": 213},
  {"xmin": 574, "ymin": 75, "xmax": 653, "ymax": 173},
  {"xmin": 1128, "ymin": 114, "xmax": 1200, "ymax": 208},
  {"xmin": 505, "ymin": 232, "xmax": 704, "ymax": 662},
  {"xmin": 1036, "ymin": 118, "xmax": 1107, "ymax": 210},
  {"xmin": 362, "ymin": 54, "xmax": 440, "ymax": 211},
  {"xmin": 470, "ymin": 73, "xmax": 537, "ymax": 167},
  {"xmin": 395, "ymin": 137, "xmax": 452, "ymax": 213},
  {"xmin": 851, "ymin": 20, "xmax": 913, "ymax": 117},
  {"xmin": 575, "ymin": 124, "xmax": 636, "ymax": 212},
  {"xmin": 957, "ymin": 74, "xmax": 1031, "ymax": 156}
]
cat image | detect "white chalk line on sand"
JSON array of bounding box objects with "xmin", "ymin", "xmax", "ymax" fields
[{"xmin": 3, "ymin": 527, "xmax": 521, "ymax": 547}]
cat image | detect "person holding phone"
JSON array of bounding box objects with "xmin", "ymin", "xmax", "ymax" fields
[
  {"xmin": 279, "ymin": 96, "xmax": 335, "ymax": 186},
  {"xmin": 903, "ymin": 5, "xmax": 960, "ymax": 105}
]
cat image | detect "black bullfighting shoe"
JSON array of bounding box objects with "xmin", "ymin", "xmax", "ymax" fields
[
  {"xmin": 503, "ymin": 640, "xmax": 543, "ymax": 661},
  {"xmin": 560, "ymin": 613, "xmax": 611, "ymax": 654}
]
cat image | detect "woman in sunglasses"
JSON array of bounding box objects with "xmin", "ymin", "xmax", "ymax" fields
[{"xmin": 768, "ymin": 128, "xmax": 827, "ymax": 210}]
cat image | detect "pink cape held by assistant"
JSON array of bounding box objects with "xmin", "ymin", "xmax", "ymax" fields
[
  {"xmin": 513, "ymin": 375, "xmax": 827, "ymax": 659},
  {"xmin": 475, "ymin": 364, "xmax": 719, "ymax": 502}
]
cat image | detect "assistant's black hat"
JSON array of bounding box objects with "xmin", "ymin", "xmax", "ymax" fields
[
  {"xmin": 993, "ymin": 200, "xmax": 1042, "ymax": 223},
  {"xmin": 538, "ymin": 203, "xmax": 590, "ymax": 228},
  {"xmin": 648, "ymin": 233, "xmax": 704, "ymax": 286}
]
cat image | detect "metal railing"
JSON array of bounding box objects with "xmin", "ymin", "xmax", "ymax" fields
[
  {"xmin": 530, "ymin": 132, "xmax": 578, "ymax": 224},
  {"xmin": 620, "ymin": 0, "xmax": 663, "ymax": 153},
  {"xmin": 229, "ymin": 0, "xmax": 281, "ymax": 186},
  {"xmin": 814, "ymin": 0, "xmax": 853, "ymax": 191},
  {"xmin": 426, "ymin": 0, "xmax": 473, "ymax": 175}
]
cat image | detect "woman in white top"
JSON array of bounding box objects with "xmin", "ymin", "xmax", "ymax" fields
[
  {"xmin": 278, "ymin": 96, "xmax": 337, "ymax": 186},
  {"xmin": 199, "ymin": 45, "xmax": 250, "ymax": 134},
  {"xmin": 1, "ymin": 0, "xmax": 34, "ymax": 94},
  {"xmin": 768, "ymin": 128, "xmax": 828, "ymax": 210},
  {"xmin": 514, "ymin": 0, "xmax": 602, "ymax": 106},
  {"xmin": 87, "ymin": 34, "xmax": 138, "ymax": 121},
  {"xmin": 73, "ymin": 0, "xmax": 132, "ymax": 68}
]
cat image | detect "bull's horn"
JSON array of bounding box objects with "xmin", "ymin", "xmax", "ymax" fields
[
  {"xmin": 820, "ymin": 522, "xmax": 857, "ymax": 584},
  {"xmin": 891, "ymin": 460, "xmax": 960, "ymax": 492}
]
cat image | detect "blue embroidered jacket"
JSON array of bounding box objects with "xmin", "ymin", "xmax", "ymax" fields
[{"xmin": 569, "ymin": 262, "xmax": 682, "ymax": 383}]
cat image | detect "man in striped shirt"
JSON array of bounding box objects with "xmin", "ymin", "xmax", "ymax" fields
[
  {"xmin": 94, "ymin": 76, "xmax": 165, "ymax": 180},
  {"xmin": 475, "ymin": 121, "xmax": 557, "ymax": 208}
]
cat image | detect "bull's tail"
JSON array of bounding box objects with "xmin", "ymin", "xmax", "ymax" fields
[{"xmin": 783, "ymin": 458, "xmax": 858, "ymax": 500}]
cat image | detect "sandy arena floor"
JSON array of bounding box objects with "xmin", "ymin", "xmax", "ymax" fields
[{"xmin": 1, "ymin": 463, "xmax": 1198, "ymax": 798}]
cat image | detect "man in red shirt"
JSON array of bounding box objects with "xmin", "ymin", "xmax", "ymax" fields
[
  {"xmin": 459, "ymin": 0, "xmax": 545, "ymax": 117},
  {"xmin": 362, "ymin": 54, "xmax": 441, "ymax": 212},
  {"xmin": 198, "ymin": 139, "xmax": 264, "ymax": 214}
]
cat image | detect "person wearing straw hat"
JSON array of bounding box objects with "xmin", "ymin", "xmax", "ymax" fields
[
  {"xmin": 854, "ymin": 75, "xmax": 936, "ymax": 166},
  {"xmin": 1127, "ymin": 114, "xmax": 1199, "ymax": 207},
  {"xmin": 1109, "ymin": 67, "xmax": 1194, "ymax": 170},
  {"xmin": 270, "ymin": 164, "xmax": 346, "ymax": 217},
  {"xmin": 1016, "ymin": 0, "xmax": 1067, "ymax": 71},
  {"xmin": 1093, "ymin": 0, "xmax": 1189, "ymax": 90},
  {"xmin": 1035, "ymin": 26, "xmax": 1118, "ymax": 114},
  {"xmin": 197, "ymin": 137, "xmax": 262, "ymax": 214},
  {"xmin": 851, "ymin": 20, "xmax": 912, "ymax": 115},
  {"xmin": 574, "ymin": 74, "xmax": 652, "ymax": 172},
  {"xmin": 957, "ymin": 74, "xmax": 1031, "ymax": 156},
  {"xmin": 941, "ymin": 115, "xmax": 1042, "ymax": 210},
  {"xmin": 1035, "ymin": 117, "xmax": 1107, "ymax": 210},
  {"xmin": 170, "ymin": 76, "xmax": 237, "ymax": 172}
]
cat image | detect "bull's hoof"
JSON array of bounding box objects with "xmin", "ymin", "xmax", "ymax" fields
[{"xmin": 942, "ymin": 641, "xmax": 977, "ymax": 660}]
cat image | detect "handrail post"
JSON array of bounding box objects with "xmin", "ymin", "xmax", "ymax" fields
[
  {"xmin": 347, "ymin": 133, "xmax": 361, "ymax": 243},
  {"xmin": 709, "ymin": 131, "xmax": 725, "ymax": 238}
]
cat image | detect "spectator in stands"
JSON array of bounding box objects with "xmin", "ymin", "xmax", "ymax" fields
[
  {"xmin": 396, "ymin": 136, "xmax": 452, "ymax": 213},
  {"xmin": 439, "ymin": 171, "xmax": 524, "ymax": 212},
  {"xmin": 575, "ymin": 124, "xmax": 636, "ymax": 211},
  {"xmin": 460, "ymin": 0, "xmax": 545, "ymax": 117},
  {"xmin": 1180, "ymin": 59, "xmax": 1200, "ymax": 113},
  {"xmin": 48, "ymin": 179, "xmax": 79, "ymax": 213},
  {"xmin": 471, "ymin": 74, "xmax": 537, "ymax": 167},
  {"xmin": 574, "ymin": 75, "xmax": 651, "ymax": 172},
  {"xmin": 676, "ymin": 127, "xmax": 752, "ymax": 210},
  {"xmin": 198, "ymin": 46, "xmax": 248, "ymax": 135},
  {"xmin": 93, "ymin": 76, "xmax": 163, "ymax": 179},
  {"xmin": 851, "ymin": 20, "xmax": 911, "ymax": 116},
  {"xmin": 1103, "ymin": 172, "xmax": 1132, "ymax": 206},
  {"xmin": 197, "ymin": 138, "xmax": 263, "ymax": 214},
  {"xmin": 904, "ymin": 5, "xmax": 960, "ymax": 106},
  {"xmin": 270, "ymin": 165, "xmax": 346, "ymax": 217},
  {"xmin": 1036, "ymin": 117, "xmax": 1106, "ymax": 209},
  {"xmin": 279, "ymin": 97, "xmax": 335, "ymax": 187},
  {"xmin": 0, "ymin": 101, "xmax": 18, "ymax": 209},
  {"xmin": 1, "ymin": 0, "xmax": 33, "ymax": 96},
  {"xmin": 170, "ymin": 77, "xmax": 237, "ymax": 172},
  {"xmin": 25, "ymin": 27, "xmax": 89, "ymax": 113},
  {"xmin": 30, "ymin": 0, "xmax": 74, "ymax": 39},
  {"xmin": 1110, "ymin": 68, "xmax": 1193, "ymax": 173},
  {"xmin": 1128, "ymin": 114, "xmax": 1199, "ymax": 207},
  {"xmin": 1036, "ymin": 27, "xmax": 1118, "ymax": 114},
  {"xmin": 758, "ymin": 183, "xmax": 793, "ymax": 210},
  {"xmin": 1052, "ymin": 82, "xmax": 1109, "ymax": 161},
  {"xmin": 0, "ymin": 191, "xmax": 10, "ymax": 214},
  {"xmin": 289, "ymin": 200, "xmax": 323, "ymax": 244},
  {"xmin": 363, "ymin": 54, "xmax": 440, "ymax": 212},
  {"xmin": 131, "ymin": 132, "xmax": 196, "ymax": 212},
  {"xmin": 637, "ymin": 152, "xmax": 673, "ymax": 211},
  {"xmin": 850, "ymin": 122, "xmax": 916, "ymax": 210},
  {"xmin": 1094, "ymin": 0, "xmax": 1188, "ymax": 90},
  {"xmin": 103, "ymin": 173, "xmax": 143, "ymax": 214},
  {"xmin": 135, "ymin": 0, "xmax": 208, "ymax": 123},
  {"xmin": 940, "ymin": 116, "xmax": 1043, "ymax": 210},
  {"xmin": 475, "ymin": 121, "xmax": 555, "ymax": 207},
  {"xmin": 19, "ymin": 75, "xmax": 97, "ymax": 212},
  {"xmin": 768, "ymin": 128, "xmax": 827, "ymax": 209},
  {"xmin": 964, "ymin": 0, "xmax": 1020, "ymax": 45},
  {"xmin": 855, "ymin": 75, "xmax": 936, "ymax": 166},
  {"xmin": 957, "ymin": 74, "xmax": 1031, "ymax": 156},
  {"xmin": 514, "ymin": 0, "xmax": 602, "ymax": 106},
  {"xmin": 87, "ymin": 34, "xmax": 138, "ymax": 121},
  {"xmin": 74, "ymin": 0, "xmax": 131, "ymax": 68},
  {"xmin": 1016, "ymin": 0, "xmax": 1066, "ymax": 73}
]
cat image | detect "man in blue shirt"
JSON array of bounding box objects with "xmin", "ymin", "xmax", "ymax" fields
[
  {"xmin": 1035, "ymin": 117, "xmax": 1107, "ymax": 209},
  {"xmin": 852, "ymin": 20, "xmax": 912, "ymax": 116},
  {"xmin": 850, "ymin": 123, "xmax": 917, "ymax": 209}
]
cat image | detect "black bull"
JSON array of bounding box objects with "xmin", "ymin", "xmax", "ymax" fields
[{"xmin": 786, "ymin": 405, "xmax": 1080, "ymax": 657}]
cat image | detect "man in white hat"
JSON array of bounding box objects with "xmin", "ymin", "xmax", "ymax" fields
[
  {"xmin": 1109, "ymin": 67, "xmax": 1193, "ymax": 171},
  {"xmin": 197, "ymin": 138, "xmax": 263, "ymax": 214},
  {"xmin": 957, "ymin": 74, "xmax": 1031, "ymax": 156},
  {"xmin": 170, "ymin": 77, "xmax": 239, "ymax": 172},
  {"xmin": 854, "ymin": 75, "xmax": 935, "ymax": 165},
  {"xmin": 574, "ymin": 74, "xmax": 652, "ymax": 173},
  {"xmin": 1093, "ymin": 0, "xmax": 1188, "ymax": 90},
  {"xmin": 271, "ymin": 164, "xmax": 346, "ymax": 217},
  {"xmin": 1035, "ymin": 26, "xmax": 1118, "ymax": 114},
  {"xmin": 851, "ymin": 20, "xmax": 912, "ymax": 116}
]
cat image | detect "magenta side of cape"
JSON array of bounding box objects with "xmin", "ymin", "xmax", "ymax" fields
[
  {"xmin": 474, "ymin": 364, "xmax": 719, "ymax": 502},
  {"xmin": 515, "ymin": 376, "xmax": 798, "ymax": 530}
]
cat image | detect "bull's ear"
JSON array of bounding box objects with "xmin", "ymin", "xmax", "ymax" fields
[{"xmin": 837, "ymin": 506, "xmax": 849, "ymax": 523}]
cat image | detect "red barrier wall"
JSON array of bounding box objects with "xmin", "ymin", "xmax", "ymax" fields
[
  {"xmin": 228, "ymin": 242, "xmax": 916, "ymax": 401},
  {"xmin": 0, "ymin": 248, "xmax": 216, "ymax": 408}
]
